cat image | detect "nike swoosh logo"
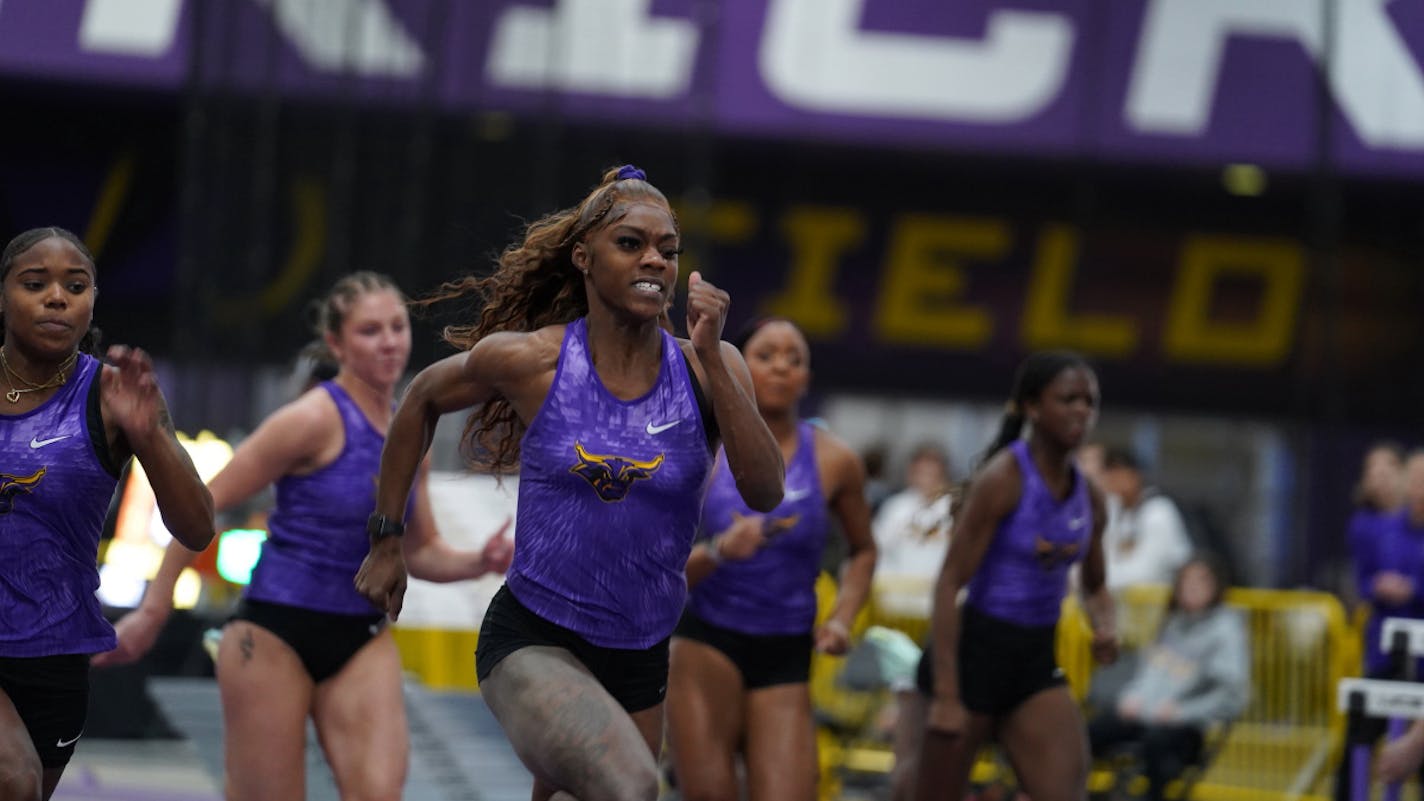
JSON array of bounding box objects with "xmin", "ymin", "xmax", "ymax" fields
[
  {"xmin": 56, "ymin": 731, "xmax": 83, "ymax": 748},
  {"xmin": 784, "ymin": 487, "xmax": 812, "ymax": 502},
  {"xmin": 646, "ymin": 420, "xmax": 682, "ymax": 435},
  {"xmin": 1068, "ymin": 517, "xmax": 1086, "ymax": 529},
  {"xmin": 30, "ymin": 435, "xmax": 69, "ymax": 449}
]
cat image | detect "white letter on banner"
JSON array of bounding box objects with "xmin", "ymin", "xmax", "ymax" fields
[
  {"xmin": 251, "ymin": 0, "xmax": 425, "ymax": 78},
  {"xmin": 759, "ymin": 0, "xmax": 1073, "ymax": 123},
  {"xmin": 1334, "ymin": 0, "xmax": 1424, "ymax": 148},
  {"xmin": 1128, "ymin": 0, "xmax": 1424, "ymax": 149},
  {"xmin": 487, "ymin": 0, "xmax": 698, "ymax": 98},
  {"xmin": 79, "ymin": 0, "xmax": 184, "ymax": 57}
]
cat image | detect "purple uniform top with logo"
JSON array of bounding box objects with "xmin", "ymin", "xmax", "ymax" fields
[
  {"xmin": 247, "ymin": 381, "xmax": 406, "ymax": 615},
  {"xmin": 0, "ymin": 355, "xmax": 119, "ymax": 657},
  {"xmin": 1350, "ymin": 508, "xmax": 1391, "ymax": 612},
  {"xmin": 689, "ymin": 421, "xmax": 828, "ymax": 636},
  {"xmin": 965, "ymin": 439, "xmax": 1091, "ymax": 628},
  {"xmin": 1363, "ymin": 510, "xmax": 1424, "ymax": 676},
  {"xmin": 506, "ymin": 317, "xmax": 714, "ymax": 649}
]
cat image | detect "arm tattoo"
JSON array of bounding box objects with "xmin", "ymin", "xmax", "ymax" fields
[
  {"xmin": 156, "ymin": 406, "xmax": 175, "ymax": 435},
  {"xmin": 240, "ymin": 628, "xmax": 255, "ymax": 664}
]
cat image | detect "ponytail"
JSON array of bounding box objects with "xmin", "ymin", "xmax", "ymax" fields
[
  {"xmin": 977, "ymin": 351, "xmax": 1092, "ymax": 468},
  {"xmin": 979, "ymin": 405, "xmax": 1026, "ymax": 467}
]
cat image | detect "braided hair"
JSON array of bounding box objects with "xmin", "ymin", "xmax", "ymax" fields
[
  {"xmin": 424, "ymin": 166, "xmax": 675, "ymax": 472},
  {"xmin": 0, "ymin": 227, "xmax": 103, "ymax": 354}
]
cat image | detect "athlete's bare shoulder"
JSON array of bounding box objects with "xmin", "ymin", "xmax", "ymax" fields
[
  {"xmin": 525, "ymin": 323, "xmax": 569, "ymax": 361},
  {"xmin": 810, "ymin": 424, "xmax": 867, "ymax": 499},
  {"xmin": 810, "ymin": 425, "xmax": 858, "ymax": 473},
  {"xmin": 231, "ymin": 384, "xmax": 343, "ymax": 470},
  {"xmin": 275, "ymin": 384, "xmax": 343, "ymax": 435},
  {"xmin": 970, "ymin": 447, "xmax": 1024, "ymax": 517},
  {"xmin": 469, "ymin": 324, "xmax": 566, "ymax": 379}
]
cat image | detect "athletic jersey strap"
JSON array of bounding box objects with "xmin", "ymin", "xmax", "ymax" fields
[{"xmin": 679, "ymin": 349, "xmax": 718, "ymax": 450}]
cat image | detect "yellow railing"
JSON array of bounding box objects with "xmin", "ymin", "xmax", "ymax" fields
[
  {"xmin": 1100, "ymin": 587, "xmax": 1354, "ymax": 801},
  {"xmin": 391, "ymin": 627, "xmax": 481, "ymax": 690},
  {"xmin": 388, "ymin": 578, "xmax": 1361, "ymax": 801},
  {"xmin": 814, "ymin": 579, "xmax": 1359, "ymax": 801}
]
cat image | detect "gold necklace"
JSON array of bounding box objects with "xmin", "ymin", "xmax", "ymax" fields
[{"xmin": 0, "ymin": 348, "xmax": 78, "ymax": 403}]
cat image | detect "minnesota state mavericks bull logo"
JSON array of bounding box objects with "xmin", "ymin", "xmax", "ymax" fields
[
  {"xmin": 1034, "ymin": 535, "xmax": 1081, "ymax": 570},
  {"xmin": 570, "ymin": 442, "xmax": 664, "ymax": 503},
  {"xmin": 0, "ymin": 467, "xmax": 46, "ymax": 514}
]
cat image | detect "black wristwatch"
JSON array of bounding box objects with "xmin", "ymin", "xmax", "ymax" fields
[{"xmin": 366, "ymin": 513, "xmax": 406, "ymax": 541}]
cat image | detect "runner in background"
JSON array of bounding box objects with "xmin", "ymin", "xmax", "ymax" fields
[
  {"xmin": 915, "ymin": 351, "xmax": 1117, "ymax": 801},
  {"xmin": 667, "ymin": 317, "xmax": 876, "ymax": 801},
  {"xmin": 99, "ymin": 272, "xmax": 512, "ymax": 801}
]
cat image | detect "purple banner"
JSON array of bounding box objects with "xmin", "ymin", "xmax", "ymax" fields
[{"xmin": 3, "ymin": 0, "xmax": 1424, "ymax": 176}]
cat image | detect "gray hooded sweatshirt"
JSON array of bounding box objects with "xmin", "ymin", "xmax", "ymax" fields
[{"xmin": 1119, "ymin": 605, "xmax": 1250, "ymax": 727}]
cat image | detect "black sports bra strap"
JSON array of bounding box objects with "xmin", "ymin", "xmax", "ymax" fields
[
  {"xmin": 680, "ymin": 350, "xmax": 719, "ymax": 451},
  {"xmin": 86, "ymin": 368, "xmax": 125, "ymax": 478}
]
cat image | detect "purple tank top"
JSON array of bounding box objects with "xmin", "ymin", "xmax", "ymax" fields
[
  {"xmin": 0, "ymin": 355, "xmax": 120, "ymax": 656},
  {"xmin": 1364, "ymin": 511, "xmax": 1424, "ymax": 675},
  {"xmin": 247, "ymin": 382, "xmax": 396, "ymax": 615},
  {"xmin": 965, "ymin": 440, "xmax": 1091, "ymax": 627},
  {"xmin": 689, "ymin": 421, "xmax": 828, "ymax": 635},
  {"xmin": 506, "ymin": 318, "xmax": 713, "ymax": 648}
]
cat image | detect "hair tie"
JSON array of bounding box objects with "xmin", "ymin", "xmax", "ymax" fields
[{"xmin": 616, "ymin": 164, "xmax": 647, "ymax": 182}]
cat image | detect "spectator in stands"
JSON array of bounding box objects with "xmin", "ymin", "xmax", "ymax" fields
[
  {"xmin": 1088, "ymin": 552, "xmax": 1249, "ymax": 801},
  {"xmin": 1097, "ymin": 447, "xmax": 1192, "ymax": 592},
  {"xmin": 860, "ymin": 441, "xmax": 951, "ymax": 798},
  {"xmin": 1077, "ymin": 441, "xmax": 1109, "ymax": 489},
  {"xmin": 862, "ymin": 443, "xmax": 895, "ymax": 516},
  {"xmin": 871, "ymin": 447, "xmax": 956, "ymax": 799},
  {"xmin": 872, "ymin": 443, "xmax": 955, "ymax": 618},
  {"xmin": 1072, "ymin": 441, "xmax": 1122, "ymax": 587},
  {"xmin": 1331, "ymin": 450, "xmax": 1424, "ymax": 801},
  {"xmin": 1360, "ymin": 450, "xmax": 1424, "ymax": 679},
  {"xmin": 1345, "ymin": 442, "xmax": 1404, "ymax": 610}
]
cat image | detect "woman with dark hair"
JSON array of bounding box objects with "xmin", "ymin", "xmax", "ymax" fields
[
  {"xmin": 666, "ymin": 317, "xmax": 876, "ymax": 801},
  {"xmin": 0, "ymin": 227, "xmax": 214, "ymax": 800},
  {"xmin": 1347, "ymin": 442, "xmax": 1405, "ymax": 661},
  {"xmin": 1353, "ymin": 451, "xmax": 1424, "ymax": 787},
  {"xmin": 1088, "ymin": 553, "xmax": 1249, "ymax": 801},
  {"xmin": 354, "ymin": 165, "xmax": 784, "ymax": 801},
  {"xmin": 873, "ymin": 442, "xmax": 955, "ymax": 617},
  {"xmin": 915, "ymin": 350, "xmax": 1117, "ymax": 801}
]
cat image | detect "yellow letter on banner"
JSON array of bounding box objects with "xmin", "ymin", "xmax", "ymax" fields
[
  {"xmin": 1021, "ymin": 224, "xmax": 1138, "ymax": 357},
  {"xmin": 873, "ymin": 215, "xmax": 1004, "ymax": 348},
  {"xmin": 670, "ymin": 199, "xmax": 758, "ymax": 281},
  {"xmin": 1163, "ymin": 235, "xmax": 1304, "ymax": 365},
  {"xmin": 762, "ymin": 207, "xmax": 865, "ymax": 337}
]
